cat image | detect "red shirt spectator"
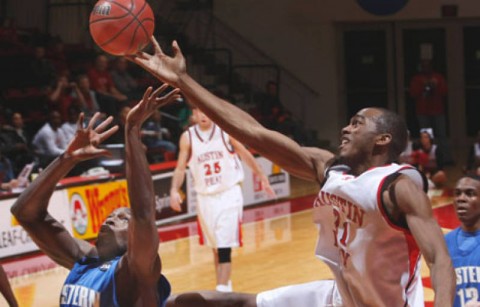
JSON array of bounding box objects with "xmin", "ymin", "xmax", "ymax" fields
[{"xmin": 409, "ymin": 60, "xmax": 447, "ymax": 116}]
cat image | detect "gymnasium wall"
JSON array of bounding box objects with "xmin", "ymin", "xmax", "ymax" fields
[{"xmin": 213, "ymin": 0, "xmax": 480, "ymax": 146}]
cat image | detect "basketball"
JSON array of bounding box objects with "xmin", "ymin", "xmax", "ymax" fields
[{"xmin": 89, "ymin": 0, "xmax": 155, "ymax": 56}]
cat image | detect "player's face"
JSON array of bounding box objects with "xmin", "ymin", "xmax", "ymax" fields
[
  {"xmin": 339, "ymin": 108, "xmax": 381, "ymax": 164},
  {"xmin": 193, "ymin": 109, "xmax": 213, "ymax": 130},
  {"xmin": 419, "ymin": 132, "xmax": 432, "ymax": 148},
  {"xmin": 454, "ymin": 177, "xmax": 480, "ymax": 231},
  {"xmin": 95, "ymin": 207, "xmax": 131, "ymax": 257}
]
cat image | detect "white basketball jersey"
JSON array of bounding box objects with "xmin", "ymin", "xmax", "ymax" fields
[
  {"xmin": 188, "ymin": 124, "xmax": 244, "ymax": 195},
  {"xmin": 313, "ymin": 163, "xmax": 426, "ymax": 307}
]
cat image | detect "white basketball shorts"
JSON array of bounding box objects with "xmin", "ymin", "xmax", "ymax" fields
[{"xmin": 196, "ymin": 184, "xmax": 243, "ymax": 248}]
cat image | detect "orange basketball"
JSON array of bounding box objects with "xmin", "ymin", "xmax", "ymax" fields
[{"xmin": 89, "ymin": 0, "xmax": 155, "ymax": 56}]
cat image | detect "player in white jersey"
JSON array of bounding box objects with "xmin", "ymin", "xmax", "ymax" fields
[
  {"xmin": 130, "ymin": 37, "xmax": 455, "ymax": 306},
  {"xmin": 170, "ymin": 107, "xmax": 275, "ymax": 292}
]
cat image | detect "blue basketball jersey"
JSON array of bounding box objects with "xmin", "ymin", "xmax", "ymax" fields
[
  {"xmin": 445, "ymin": 228, "xmax": 480, "ymax": 307},
  {"xmin": 60, "ymin": 256, "xmax": 171, "ymax": 307}
]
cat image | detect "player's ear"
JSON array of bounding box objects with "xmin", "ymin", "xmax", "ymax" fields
[{"xmin": 376, "ymin": 133, "xmax": 392, "ymax": 146}]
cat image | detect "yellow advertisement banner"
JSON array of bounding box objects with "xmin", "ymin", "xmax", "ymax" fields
[{"xmin": 67, "ymin": 180, "xmax": 130, "ymax": 240}]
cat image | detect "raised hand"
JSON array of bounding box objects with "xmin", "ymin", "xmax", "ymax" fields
[
  {"xmin": 126, "ymin": 37, "xmax": 186, "ymax": 87},
  {"xmin": 126, "ymin": 84, "xmax": 180, "ymax": 127},
  {"xmin": 65, "ymin": 112, "xmax": 118, "ymax": 161}
]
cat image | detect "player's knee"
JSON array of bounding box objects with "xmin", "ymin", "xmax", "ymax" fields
[{"xmin": 217, "ymin": 248, "xmax": 231, "ymax": 263}]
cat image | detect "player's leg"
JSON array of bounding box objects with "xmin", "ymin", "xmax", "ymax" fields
[
  {"xmin": 166, "ymin": 291, "xmax": 257, "ymax": 307},
  {"xmin": 216, "ymin": 247, "xmax": 232, "ymax": 291},
  {"xmin": 256, "ymin": 280, "xmax": 343, "ymax": 307},
  {"xmin": 214, "ymin": 185, "xmax": 243, "ymax": 291}
]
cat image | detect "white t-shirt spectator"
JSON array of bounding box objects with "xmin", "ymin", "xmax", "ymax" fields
[{"xmin": 32, "ymin": 123, "xmax": 68, "ymax": 156}]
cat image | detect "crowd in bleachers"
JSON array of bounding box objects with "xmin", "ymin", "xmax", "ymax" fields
[{"xmin": 0, "ymin": 19, "xmax": 186, "ymax": 191}]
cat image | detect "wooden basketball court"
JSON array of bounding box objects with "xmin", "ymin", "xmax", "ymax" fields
[{"xmin": 0, "ymin": 178, "xmax": 457, "ymax": 306}]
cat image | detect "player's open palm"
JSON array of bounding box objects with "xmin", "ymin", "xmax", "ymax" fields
[
  {"xmin": 128, "ymin": 37, "xmax": 186, "ymax": 87},
  {"xmin": 126, "ymin": 85, "xmax": 180, "ymax": 127},
  {"xmin": 66, "ymin": 112, "xmax": 118, "ymax": 161}
]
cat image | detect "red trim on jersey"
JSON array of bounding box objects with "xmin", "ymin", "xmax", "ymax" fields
[
  {"xmin": 221, "ymin": 130, "xmax": 235, "ymax": 153},
  {"xmin": 238, "ymin": 218, "xmax": 243, "ymax": 247},
  {"xmin": 193, "ymin": 124, "xmax": 216, "ymax": 143},
  {"xmin": 187, "ymin": 129, "xmax": 192, "ymax": 164},
  {"xmin": 376, "ymin": 165, "xmax": 421, "ymax": 286},
  {"xmin": 197, "ymin": 218, "xmax": 205, "ymax": 245}
]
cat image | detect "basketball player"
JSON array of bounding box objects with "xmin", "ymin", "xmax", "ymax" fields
[
  {"xmin": 445, "ymin": 175, "xmax": 480, "ymax": 307},
  {"xmin": 170, "ymin": 106, "xmax": 275, "ymax": 292},
  {"xmin": 129, "ymin": 37, "xmax": 455, "ymax": 306},
  {"xmin": 11, "ymin": 85, "xmax": 180, "ymax": 306}
]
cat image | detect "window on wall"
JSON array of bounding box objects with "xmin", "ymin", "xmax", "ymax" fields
[
  {"xmin": 402, "ymin": 28, "xmax": 447, "ymax": 138},
  {"xmin": 343, "ymin": 30, "xmax": 388, "ymax": 120},
  {"xmin": 463, "ymin": 26, "xmax": 480, "ymax": 137}
]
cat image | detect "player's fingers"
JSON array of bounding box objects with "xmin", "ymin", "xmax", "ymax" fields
[
  {"xmin": 87, "ymin": 112, "xmax": 102, "ymax": 130},
  {"xmin": 76, "ymin": 112, "xmax": 85, "ymax": 131},
  {"xmin": 98, "ymin": 125, "xmax": 119, "ymax": 142},
  {"xmin": 142, "ymin": 86, "xmax": 153, "ymax": 102},
  {"xmin": 94, "ymin": 115, "xmax": 114, "ymax": 132},
  {"xmin": 151, "ymin": 36, "xmax": 164, "ymax": 55},
  {"xmin": 172, "ymin": 40, "xmax": 184, "ymax": 59},
  {"xmin": 150, "ymin": 84, "xmax": 170, "ymax": 100}
]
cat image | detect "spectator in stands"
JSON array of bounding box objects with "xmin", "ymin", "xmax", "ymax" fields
[
  {"xmin": 46, "ymin": 74, "xmax": 84, "ymax": 121},
  {"xmin": 61, "ymin": 105, "xmax": 81, "ymax": 143},
  {"xmin": 0, "ymin": 17, "xmax": 21, "ymax": 52},
  {"xmin": 46, "ymin": 37, "xmax": 68, "ymax": 74},
  {"xmin": 177, "ymin": 97, "xmax": 194, "ymax": 130},
  {"xmin": 87, "ymin": 54, "xmax": 128, "ymax": 116},
  {"xmin": 465, "ymin": 130, "xmax": 480, "ymax": 176},
  {"xmin": 0, "ymin": 149, "xmax": 19, "ymax": 192},
  {"xmin": 106, "ymin": 105, "xmax": 130, "ymax": 144},
  {"xmin": 0, "ymin": 112, "xmax": 35, "ymax": 176},
  {"xmin": 111, "ymin": 57, "xmax": 141, "ymax": 101},
  {"xmin": 411, "ymin": 128, "xmax": 448, "ymax": 188},
  {"xmin": 74, "ymin": 74, "xmax": 102, "ymax": 119},
  {"xmin": 29, "ymin": 45, "xmax": 56, "ymax": 87},
  {"xmin": 32, "ymin": 110, "xmax": 68, "ymax": 168},
  {"xmin": 255, "ymin": 81, "xmax": 284, "ymax": 129},
  {"xmin": 142, "ymin": 109, "xmax": 177, "ymax": 162}
]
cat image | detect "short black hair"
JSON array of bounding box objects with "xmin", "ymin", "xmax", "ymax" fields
[
  {"xmin": 372, "ymin": 108, "xmax": 408, "ymax": 161},
  {"xmin": 463, "ymin": 174, "xmax": 480, "ymax": 182}
]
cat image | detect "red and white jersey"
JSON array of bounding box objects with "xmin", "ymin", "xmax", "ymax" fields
[
  {"xmin": 313, "ymin": 163, "xmax": 426, "ymax": 307},
  {"xmin": 187, "ymin": 124, "xmax": 244, "ymax": 195}
]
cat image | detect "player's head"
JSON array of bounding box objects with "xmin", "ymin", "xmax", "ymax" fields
[
  {"xmin": 94, "ymin": 54, "xmax": 109, "ymax": 71},
  {"xmin": 95, "ymin": 207, "xmax": 132, "ymax": 259},
  {"xmin": 192, "ymin": 107, "xmax": 213, "ymax": 130},
  {"xmin": 419, "ymin": 128, "xmax": 434, "ymax": 148},
  {"xmin": 453, "ymin": 175, "xmax": 480, "ymax": 232},
  {"xmin": 48, "ymin": 110, "xmax": 63, "ymax": 130},
  {"xmin": 339, "ymin": 108, "xmax": 407, "ymax": 165},
  {"xmin": 10, "ymin": 112, "xmax": 23, "ymax": 129}
]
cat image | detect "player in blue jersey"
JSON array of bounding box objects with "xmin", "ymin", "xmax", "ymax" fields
[
  {"xmin": 11, "ymin": 85, "xmax": 180, "ymax": 307},
  {"xmin": 445, "ymin": 175, "xmax": 480, "ymax": 307}
]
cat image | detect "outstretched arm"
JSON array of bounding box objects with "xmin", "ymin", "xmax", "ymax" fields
[
  {"xmin": 170, "ymin": 131, "xmax": 190, "ymax": 212},
  {"xmin": 10, "ymin": 113, "xmax": 118, "ymax": 269},
  {"xmin": 123, "ymin": 85, "xmax": 180, "ymax": 281},
  {"xmin": 166, "ymin": 291, "xmax": 256, "ymax": 307},
  {"xmin": 387, "ymin": 175, "xmax": 455, "ymax": 307},
  {"xmin": 230, "ymin": 137, "xmax": 275, "ymax": 198},
  {"xmin": 0, "ymin": 265, "xmax": 17, "ymax": 307},
  {"xmin": 128, "ymin": 38, "xmax": 334, "ymax": 182}
]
